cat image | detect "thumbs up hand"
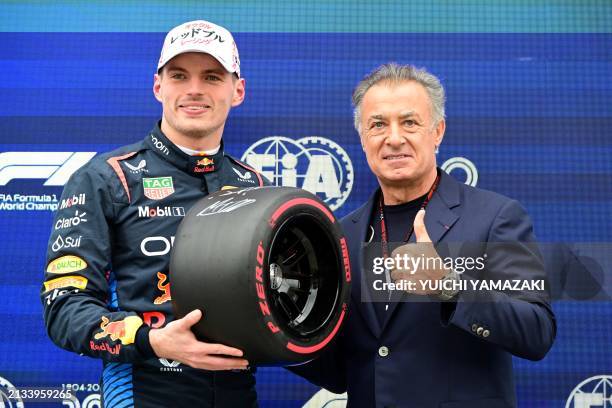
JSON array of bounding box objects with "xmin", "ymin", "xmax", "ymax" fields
[
  {"xmin": 389, "ymin": 209, "xmax": 450, "ymax": 295},
  {"xmin": 413, "ymin": 208, "xmax": 431, "ymax": 243}
]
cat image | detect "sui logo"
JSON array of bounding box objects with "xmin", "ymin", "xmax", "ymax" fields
[
  {"xmin": 566, "ymin": 375, "xmax": 612, "ymax": 408},
  {"xmin": 242, "ymin": 136, "xmax": 353, "ymax": 211}
]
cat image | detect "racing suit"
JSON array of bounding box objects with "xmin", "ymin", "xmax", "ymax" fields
[{"xmin": 41, "ymin": 123, "xmax": 269, "ymax": 407}]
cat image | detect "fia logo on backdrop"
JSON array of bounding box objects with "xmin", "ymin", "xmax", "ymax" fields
[
  {"xmin": 242, "ymin": 136, "xmax": 354, "ymax": 211},
  {"xmin": 566, "ymin": 375, "xmax": 612, "ymax": 408}
]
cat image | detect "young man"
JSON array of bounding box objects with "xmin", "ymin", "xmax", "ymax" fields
[
  {"xmin": 42, "ymin": 20, "xmax": 267, "ymax": 407},
  {"xmin": 291, "ymin": 63, "xmax": 556, "ymax": 407}
]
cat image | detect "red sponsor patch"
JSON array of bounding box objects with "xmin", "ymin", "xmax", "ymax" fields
[{"xmin": 143, "ymin": 311, "xmax": 166, "ymax": 328}]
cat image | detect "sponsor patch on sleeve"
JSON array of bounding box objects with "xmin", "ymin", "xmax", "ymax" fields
[
  {"xmin": 93, "ymin": 315, "xmax": 143, "ymax": 345},
  {"xmin": 43, "ymin": 275, "xmax": 88, "ymax": 292},
  {"xmin": 46, "ymin": 255, "xmax": 88, "ymax": 274}
]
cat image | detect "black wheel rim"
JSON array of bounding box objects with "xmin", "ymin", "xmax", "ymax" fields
[{"xmin": 268, "ymin": 213, "xmax": 341, "ymax": 338}]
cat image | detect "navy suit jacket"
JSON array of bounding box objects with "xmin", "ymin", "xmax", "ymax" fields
[{"xmin": 291, "ymin": 171, "xmax": 556, "ymax": 408}]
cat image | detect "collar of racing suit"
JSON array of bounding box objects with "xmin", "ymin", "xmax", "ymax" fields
[{"xmin": 144, "ymin": 122, "xmax": 226, "ymax": 178}]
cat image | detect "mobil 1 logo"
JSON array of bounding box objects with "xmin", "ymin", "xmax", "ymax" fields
[{"xmin": 138, "ymin": 206, "xmax": 185, "ymax": 218}]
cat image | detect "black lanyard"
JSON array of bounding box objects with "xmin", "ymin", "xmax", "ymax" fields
[{"xmin": 378, "ymin": 172, "xmax": 441, "ymax": 258}]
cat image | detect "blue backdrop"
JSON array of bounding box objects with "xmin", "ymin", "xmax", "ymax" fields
[{"xmin": 0, "ymin": 2, "xmax": 611, "ymax": 407}]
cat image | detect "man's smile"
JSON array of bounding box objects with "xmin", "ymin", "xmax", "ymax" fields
[{"xmin": 178, "ymin": 102, "xmax": 211, "ymax": 115}]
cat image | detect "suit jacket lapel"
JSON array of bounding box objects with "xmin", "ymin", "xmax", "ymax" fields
[{"xmin": 348, "ymin": 191, "xmax": 383, "ymax": 337}]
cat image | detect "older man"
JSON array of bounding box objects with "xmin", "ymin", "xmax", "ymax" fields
[{"xmin": 291, "ymin": 63, "xmax": 556, "ymax": 407}]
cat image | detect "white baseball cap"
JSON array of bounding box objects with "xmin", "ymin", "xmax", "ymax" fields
[{"xmin": 157, "ymin": 20, "xmax": 240, "ymax": 77}]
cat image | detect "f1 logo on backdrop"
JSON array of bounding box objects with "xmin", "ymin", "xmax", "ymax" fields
[
  {"xmin": 242, "ymin": 136, "xmax": 354, "ymax": 211},
  {"xmin": 0, "ymin": 152, "xmax": 96, "ymax": 186}
]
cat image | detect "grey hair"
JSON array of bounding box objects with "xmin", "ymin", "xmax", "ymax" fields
[{"xmin": 352, "ymin": 63, "xmax": 446, "ymax": 133}]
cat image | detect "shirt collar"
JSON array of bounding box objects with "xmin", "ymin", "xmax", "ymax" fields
[{"xmin": 145, "ymin": 121, "xmax": 225, "ymax": 177}]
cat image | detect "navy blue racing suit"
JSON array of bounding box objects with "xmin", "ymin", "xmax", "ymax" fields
[{"xmin": 42, "ymin": 123, "xmax": 269, "ymax": 407}]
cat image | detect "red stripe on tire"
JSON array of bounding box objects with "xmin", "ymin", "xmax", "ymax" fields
[
  {"xmin": 270, "ymin": 198, "xmax": 334, "ymax": 227},
  {"xmin": 286, "ymin": 307, "xmax": 346, "ymax": 354}
]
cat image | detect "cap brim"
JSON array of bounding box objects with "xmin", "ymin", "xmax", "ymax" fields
[{"xmin": 157, "ymin": 48, "xmax": 237, "ymax": 76}]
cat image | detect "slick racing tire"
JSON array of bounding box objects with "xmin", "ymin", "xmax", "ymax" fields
[{"xmin": 170, "ymin": 186, "xmax": 351, "ymax": 366}]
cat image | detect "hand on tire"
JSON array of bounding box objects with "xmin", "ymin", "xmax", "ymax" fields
[{"xmin": 149, "ymin": 309, "xmax": 249, "ymax": 370}]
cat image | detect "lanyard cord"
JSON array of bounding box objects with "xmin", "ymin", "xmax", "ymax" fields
[{"xmin": 378, "ymin": 172, "xmax": 441, "ymax": 258}]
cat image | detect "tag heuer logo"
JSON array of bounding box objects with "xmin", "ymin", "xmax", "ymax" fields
[{"xmin": 143, "ymin": 177, "xmax": 174, "ymax": 200}]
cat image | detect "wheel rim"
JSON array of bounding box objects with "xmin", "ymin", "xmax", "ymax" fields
[{"xmin": 268, "ymin": 213, "xmax": 341, "ymax": 338}]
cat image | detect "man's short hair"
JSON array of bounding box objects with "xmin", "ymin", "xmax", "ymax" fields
[{"xmin": 352, "ymin": 63, "xmax": 446, "ymax": 133}]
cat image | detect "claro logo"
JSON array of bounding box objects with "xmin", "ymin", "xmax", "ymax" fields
[
  {"xmin": 141, "ymin": 236, "xmax": 175, "ymax": 256},
  {"xmin": 0, "ymin": 152, "xmax": 96, "ymax": 186}
]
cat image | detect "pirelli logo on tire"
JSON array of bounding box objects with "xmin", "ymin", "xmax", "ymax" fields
[{"xmin": 255, "ymin": 240, "xmax": 280, "ymax": 335}]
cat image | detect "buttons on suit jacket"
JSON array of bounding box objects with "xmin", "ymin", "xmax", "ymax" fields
[
  {"xmin": 471, "ymin": 323, "xmax": 491, "ymax": 338},
  {"xmin": 378, "ymin": 346, "xmax": 389, "ymax": 357}
]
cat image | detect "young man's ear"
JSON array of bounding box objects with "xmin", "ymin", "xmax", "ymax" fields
[
  {"xmin": 231, "ymin": 78, "xmax": 246, "ymax": 107},
  {"xmin": 153, "ymin": 73, "xmax": 162, "ymax": 102}
]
